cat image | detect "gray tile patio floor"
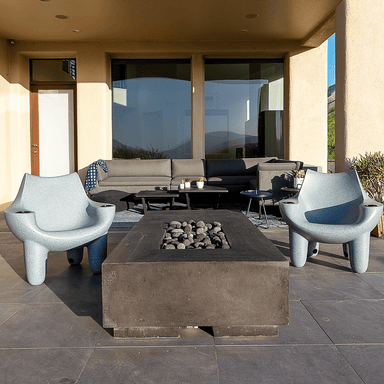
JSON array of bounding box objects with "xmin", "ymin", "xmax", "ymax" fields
[{"xmin": 1, "ymin": 209, "xmax": 384, "ymax": 383}]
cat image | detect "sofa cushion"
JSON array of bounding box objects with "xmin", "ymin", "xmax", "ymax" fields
[
  {"xmin": 207, "ymin": 175, "xmax": 254, "ymax": 186},
  {"xmin": 99, "ymin": 176, "xmax": 171, "ymax": 187},
  {"xmin": 206, "ymin": 158, "xmax": 277, "ymax": 177},
  {"xmin": 270, "ymin": 159, "xmax": 303, "ymax": 170},
  {"xmin": 257, "ymin": 162, "xmax": 298, "ymax": 200},
  {"xmin": 105, "ymin": 159, "xmax": 171, "ymax": 177},
  {"xmin": 172, "ymin": 159, "xmax": 206, "ymax": 178},
  {"xmin": 257, "ymin": 162, "xmax": 299, "ymax": 172}
]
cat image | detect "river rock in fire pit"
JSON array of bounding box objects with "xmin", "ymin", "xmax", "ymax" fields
[{"xmin": 161, "ymin": 220, "xmax": 230, "ymax": 250}]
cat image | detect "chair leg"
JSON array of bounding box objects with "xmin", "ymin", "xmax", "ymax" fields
[
  {"xmin": 87, "ymin": 234, "xmax": 108, "ymax": 274},
  {"xmin": 289, "ymin": 228, "xmax": 308, "ymax": 267},
  {"xmin": 308, "ymin": 241, "xmax": 320, "ymax": 258},
  {"xmin": 348, "ymin": 232, "xmax": 370, "ymax": 273},
  {"xmin": 23, "ymin": 241, "xmax": 49, "ymax": 286},
  {"xmin": 342, "ymin": 243, "xmax": 350, "ymax": 259},
  {"xmin": 67, "ymin": 247, "xmax": 84, "ymax": 266}
]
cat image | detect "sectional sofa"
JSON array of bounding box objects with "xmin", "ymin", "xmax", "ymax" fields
[{"xmin": 90, "ymin": 157, "xmax": 306, "ymax": 207}]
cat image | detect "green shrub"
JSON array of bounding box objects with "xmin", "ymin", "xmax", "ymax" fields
[
  {"xmin": 113, "ymin": 145, "xmax": 168, "ymax": 159},
  {"xmin": 349, "ymin": 152, "xmax": 384, "ymax": 203},
  {"xmin": 328, "ymin": 106, "xmax": 335, "ymax": 159}
]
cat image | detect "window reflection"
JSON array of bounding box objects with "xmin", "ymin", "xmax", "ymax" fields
[
  {"xmin": 112, "ymin": 59, "xmax": 191, "ymax": 159},
  {"xmin": 205, "ymin": 59, "xmax": 284, "ymax": 159}
]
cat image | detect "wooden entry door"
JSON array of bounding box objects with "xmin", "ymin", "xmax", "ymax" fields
[{"xmin": 30, "ymin": 85, "xmax": 77, "ymax": 176}]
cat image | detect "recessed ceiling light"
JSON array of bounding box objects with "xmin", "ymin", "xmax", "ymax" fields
[
  {"xmin": 55, "ymin": 14, "xmax": 69, "ymax": 19},
  {"xmin": 246, "ymin": 14, "xmax": 259, "ymax": 19}
]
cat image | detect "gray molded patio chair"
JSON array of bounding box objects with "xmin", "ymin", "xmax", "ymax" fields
[
  {"xmin": 5, "ymin": 173, "xmax": 116, "ymax": 285},
  {"xmin": 279, "ymin": 170, "xmax": 383, "ymax": 273}
]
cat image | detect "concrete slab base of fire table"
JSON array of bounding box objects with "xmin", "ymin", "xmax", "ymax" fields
[{"xmin": 102, "ymin": 210, "xmax": 289, "ymax": 338}]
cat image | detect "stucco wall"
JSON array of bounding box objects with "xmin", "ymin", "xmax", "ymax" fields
[
  {"xmin": 77, "ymin": 44, "xmax": 112, "ymax": 169},
  {"xmin": 1, "ymin": 42, "xmax": 113, "ymax": 203},
  {"xmin": 335, "ymin": 0, "xmax": 384, "ymax": 172},
  {"xmin": 0, "ymin": 38, "xmax": 12, "ymax": 203},
  {"xmin": 285, "ymin": 42, "xmax": 328, "ymax": 173},
  {"xmin": 0, "ymin": 39, "xmax": 30, "ymax": 204}
]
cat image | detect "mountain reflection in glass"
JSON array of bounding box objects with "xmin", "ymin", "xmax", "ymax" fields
[
  {"xmin": 205, "ymin": 59, "xmax": 284, "ymax": 159},
  {"xmin": 112, "ymin": 59, "xmax": 191, "ymax": 159}
]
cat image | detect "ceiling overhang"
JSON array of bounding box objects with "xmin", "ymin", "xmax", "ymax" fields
[{"xmin": 0, "ymin": 0, "xmax": 341, "ymax": 49}]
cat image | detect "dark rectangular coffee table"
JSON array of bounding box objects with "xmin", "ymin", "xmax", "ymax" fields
[
  {"xmin": 135, "ymin": 190, "xmax": 180, "ymax": 214},
  {"xmin": 103, "ymin": 210, "xmax": 289, "ymax": 338},
  {"xmin": 178, "ymin": 185, "xmax": 228, "ymax": 210}
]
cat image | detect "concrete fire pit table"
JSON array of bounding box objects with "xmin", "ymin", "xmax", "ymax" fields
[{"xmin": 102, "ymin": 210, "xmax": 289, "ymax": 338}]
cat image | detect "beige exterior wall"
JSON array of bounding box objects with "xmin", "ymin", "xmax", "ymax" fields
[
  {"xmin": 1, "ymin": 42, "xmax": 113, "ymax": 203},
  {"xmin": 1, "ymin": 38, "xmax": 330, "ymax": 204},
  {"xmin": 285, "ymin": 42, "xmax": 328, "ymax": 172},
  {"xmin": 0, "ymin": 38, "xmax": 11, "ymax": 204},
  {"xmin": 77, "ymin": 45, "xmax": 112, "ymax": 169},
  {"xmin": 1, "ymin": 39, "xmax": 30, "ymax": 204},
  {"xmin": 335, "ymin": 0, "xmax": 384, "ymax": 172}
]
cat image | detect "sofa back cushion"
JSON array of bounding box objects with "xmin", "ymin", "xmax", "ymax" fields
[
  {"xmin": 105, "ymin": 159, "xmax": 171, "ymax": 177},
  {"xmin": 270, "ymin": 159, "xmax": 303, "ymax": 170},
  {"xmin": 257, "ymin": 162, "xmax": 300, "ymax": 173},
  {"xmin": 171, "ymin": 159, "xmax": 206, "ymax": 178},
  {"xmin": 206, "ymin": 157, "xmax": 277, "ymax": 177}
]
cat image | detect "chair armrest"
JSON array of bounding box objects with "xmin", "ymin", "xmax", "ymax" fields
[
  {"xmin": 359, "ymin": 201, "xmax": 383, "ymax": 224},
  {"xmin": 96, "ymin": 164, "xmax": 108, "ymax": 182},
  {"xmin": 4, "ymin": 208, "xmax": 41, "ymax": 241},
  {"xmin": 87, "ymin": 200, "xmax": 116, "ymax": 225}
]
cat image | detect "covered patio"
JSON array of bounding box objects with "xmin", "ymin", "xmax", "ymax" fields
[
  {"xmin": 2, "ymin": 0, "xmax": 384, "ymax": 205},
  {"xmin": 1, "ymin": 204, "xmax": 384, "ymax": 383},
  {"xmin": 1, "ymin": 1, "xmax": 384, "ymax": 382}
]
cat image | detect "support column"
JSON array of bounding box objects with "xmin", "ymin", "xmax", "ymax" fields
[
  {"xmin": 77, "ymin": 44, "xmax": 112, "ymax": 169},
  {"xmin": 335, "ymin": 0, "xmax": 384, "ymax": 172},
  {"xmin": 8, "ymin": 50, "xmax": 30, "ymax": 201},
  {"xmin": 284, "ymin": 43, "xmax": 328, "ymax": 173},
  {"xmin": 191, "ymin": 54, "xmax": 205, "ymax": 159}
]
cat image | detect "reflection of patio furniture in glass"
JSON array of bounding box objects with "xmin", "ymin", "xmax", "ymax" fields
[
  {"xmin": 279, "ymin": 170, "xmax": 383, "ymax": 273},
  {"xmin": 4, "ymin": 173, "xmax": 116, "ymax": 285},
  {"xmin": 178, "ymin": 185, "xmax": 228, "ymax": 210},
  {"xmin": 135, "ymin": 190, "xmax": 180, "ymax": 214},
  {"xmin": 240, "ymin": 190, "xmax": 273, "ymax": 228}
]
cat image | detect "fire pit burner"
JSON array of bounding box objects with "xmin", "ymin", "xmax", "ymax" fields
[{"xmin": 162, "ymin": 220, "xmax": 230, "ymax": 249}]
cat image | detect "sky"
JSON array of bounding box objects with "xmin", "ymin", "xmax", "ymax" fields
[{"xmin": 328, "ymin": 34, "xmax": 335, "ymax": 86}]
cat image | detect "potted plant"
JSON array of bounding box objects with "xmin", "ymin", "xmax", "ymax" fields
[
  {"xmin": 179, "ymin": 179, "xmax": 185, "ymax": 189},
  {"xmin": 350, "ymin": 152, "xmax": 384, "ymax": 237},
  {"xmin": 196, "ymin": 177, "xmax": 204, "ymax": 189},
  {"xmin": 184, "ymin": 178, "xmax": 191, "ymax": 189},
  {"xmin": 293, "ymin": 169, "xmax": 305, "ymax": 189}
]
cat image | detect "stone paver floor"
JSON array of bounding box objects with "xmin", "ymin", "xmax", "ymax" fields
[{"xmin": 1, "ymin": 208, "xmax": 384, "ymax": 384}]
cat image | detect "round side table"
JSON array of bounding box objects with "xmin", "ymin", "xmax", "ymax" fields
[{"xmin": 240, "ymin": 190, "xmax": 273, "ymax": 228}]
